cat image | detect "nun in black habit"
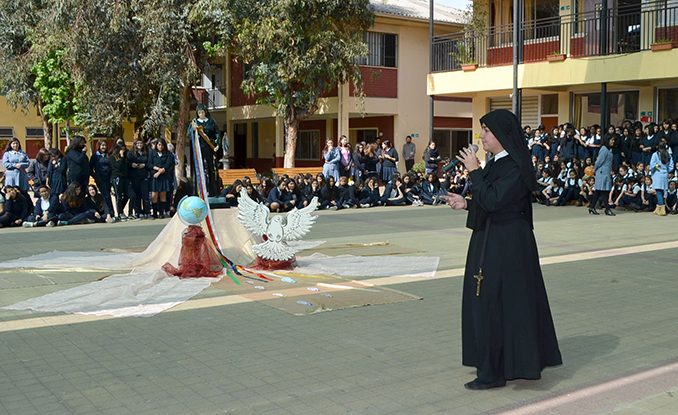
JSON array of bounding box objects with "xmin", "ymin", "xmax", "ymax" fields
[{"xmin": 440, "ymin": 109, "xmax": 562, "ymax": 390}]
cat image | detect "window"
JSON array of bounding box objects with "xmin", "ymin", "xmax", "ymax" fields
[
  {"xmin": 541, "ymin": 94, "xmax": 558, "ymax": 115},
  {"xmin": 25, "ymin": 128, "xmax": 43, "ymax": 138},
  {"xmin": 573, "ymin": 91, "xmax": 639, "ymax": 128},
  {"xmin": 0, "ymin": 127, "xmax": 14, "ymax": 138},
  {"xmin": 358, "ymin": 32, "xmax": 397, "ymax": 68},
  {"xmin": 523, "ymin": 0, "xmax": 560, "ymax": 40},
  {"xmin": 433, "ymin": 130, "xmax": 472, "ymax": 160},
  {"xmin": 295, "ymin": 130, "xmax": 320, "ymax": 160},
  {"xmin": 657, "ymin": 87, "xmax": 678, "ymax": 123}
]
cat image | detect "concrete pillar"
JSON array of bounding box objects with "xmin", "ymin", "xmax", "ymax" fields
[
  {"xmin": 560, "ymin": 0, "xmax": 573, "ymax": 56},
  {"xmin": 337, "ymin": 83, "xmax": 350, "ymax": 139}
]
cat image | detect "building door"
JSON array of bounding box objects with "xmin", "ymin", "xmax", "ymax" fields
[{"xmin": 233, "ymin": 123, "xmax": 247, "ymax": 169}]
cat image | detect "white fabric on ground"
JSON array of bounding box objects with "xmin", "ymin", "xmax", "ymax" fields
[
  {"xmin": 296, "ymin": 253, "xmax": 439, "ymax": 278},
  {"xmin": 5, "ymin": 270, "xmax": 218, "ymax": 317},
  {"xmin": 2, "ymin": 210, "xmax": 439, "ymax": 318}
]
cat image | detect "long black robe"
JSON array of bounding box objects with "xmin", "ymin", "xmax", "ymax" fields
[{"xmin": 462, "ymin": 155, "xmax": 562, "ymax": 382}]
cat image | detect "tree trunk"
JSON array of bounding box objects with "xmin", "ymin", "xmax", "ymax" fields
[
  {"xmin": 37, "ymin": 96, "xmax": 52, "ymax": 150},
  {"xmin": 284, "ymin": 116, "xmax": 299, "ymax": 168},
  {"xmin": 176, "ymin": 79, "xmax": 192, "ymax": 180}
]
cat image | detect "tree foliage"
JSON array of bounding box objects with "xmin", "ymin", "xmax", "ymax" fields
[
  {"xmin": 31, "ymin": 49, "xmax": 79, "ymax": 130},
  {"xmin": 235, "ymin": 0, "xmax": 375, "ymax": 167}
]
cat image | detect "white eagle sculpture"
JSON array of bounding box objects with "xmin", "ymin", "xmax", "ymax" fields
[{"xmin": 237, "ymin": 188, "xmax": 318, "ymax": 261}]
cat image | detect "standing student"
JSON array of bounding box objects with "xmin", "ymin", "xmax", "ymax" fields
[
  {"xmin": 46, "ymin": 148, "xmax": 68, "ymax": 198},
  {"xmin": 649, "ymin": 142, "xmax": 672, "ymax": 216},
  {"xmin": 338, "ymin": 135, "xmax": 353, "ymax": 179},
  {"xmin": 89, "ymin": 139, "xmax": 114, "ymax": 215},
  {"xmin": 27, "ymin": 148, "xmax": 50, "ymax": 197},
  {"xmin": 362, "ymin": 143, "xmax": 379, "ymax": 181},
  {"xmin": 65, "ymin": 135, "xmax": 90, "ymax": 195},
  {"xmin": 148, "ymin": 138, "xmax": 174, "ymax": 218},
  {"xmin": 352, "ymin": 143, "xmax": 366, "ymax": 183},
  {"xmin": 2, "ymin": 138, "xmax": 30, "ymax": 191},
  {"xmin": 322, "ymin": 138, "xmax": 341, "ymax": 183},
  {"xmin": 110, "ymin": 143, "xmax": 131, "ymax": 221},
  {"xmin": 639, "ymin": 124, "xmax": 658, "ymax": 166},
  {"xmin": 379, "ymin": 140, "xmax": 399, "ymax": 183},
  {"xmin": 440, "ymin": 109, "xmax": 561, "ymax": 390},
  {"xmin": 128, "ymin": 138, "xmax": 152, "ymax": 219}
]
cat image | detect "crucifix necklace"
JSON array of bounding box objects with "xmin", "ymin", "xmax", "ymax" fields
[
  {"xmin": 473, "ymin": 268, "xmax": 484, "ymax": 297},
  {"xmin": 475, "ymin": 218, "xmax": 491, "ymax": 297}
]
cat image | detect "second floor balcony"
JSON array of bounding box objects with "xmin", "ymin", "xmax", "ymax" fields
[{"xmin": 432, "ymin": 1, "xmax": 678, "ymax": 72}]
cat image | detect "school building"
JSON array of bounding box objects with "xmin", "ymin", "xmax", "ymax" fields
[
  {"xmin": 1, "ymin": 0, "xmax": 475, "ymax": 174},
  {"xmin": 428, "ymin": 0, "xmax": 678, "ymax": 157}
]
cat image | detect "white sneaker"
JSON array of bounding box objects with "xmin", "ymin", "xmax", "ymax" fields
[
  {"xmin": 46, "ymin": 221, "xmax": 55, "ymax": 228},
  {"xmin": 22, "ymin": 221, "xmax": 35, "ymax": 228}
]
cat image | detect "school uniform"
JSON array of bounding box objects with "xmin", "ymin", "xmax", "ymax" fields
[
  {"xmin": 2, "ymin": 150, "xmax": 30, "ymax": 191},
  {"xmin": 58, "ymin": 198, "xmax": 97, "ymax": 225},
  {"xmin": 641, "ymin": 182, "xmax": 657, "ymax": 210},
  {"xmin": 380, "ymin": 148, "xmax": 399, "ymax": 182},
  {"xmin": 89, "ymin": 151, "xmax": 114, "ymax": 213},
  {"xmin": 618, "ymin": 183, "xmax": 641, "ymax": 208},
  {"xmin": 640, "ymin": 135, "xmax": 658, "ymax": 165},
  {"xmin": 336, "ymin": 184, "xmax": 352, "ymax": 208},
  {"xmin": 557, "ymin": 177, "xmax": 583, "ymax": 205},
  {"xmin": 109, "ymin": 154, "xmax": 131, "ymax": 217},
  {"xmin": 320, "ymin": 185, "xmax": 339, "ymax": 209},
  {"xmin": 46, "ymin": 157, "xmax": 68, "ymax": 196},
  {"xmin": 26, "ymin": 160, "xmax": 48, "ymax": 196},
  {"xmin": 666, "ymin": 186, "xmax": 677, "ymax": 209},
  {"xmin": 25, "ymin": 195, "xmax": 62, "ymax": 226},
  {"xmin": 66, "ymin": 148, "xmax": 90, "ymax": 193},
  {"xmin": 0, "ymin": 193, "xmax": 29, "ymax": 226},
  {"xmin": 148, "ymin": 151, "xmax": 174, "ymax": 193},
  {"xmin": 558, "ymin": 135, "xmax": 575, "ymax": 161},
  {"xmin": 127, "ymin": 151, "xmax": 152, "ymax": 216}
]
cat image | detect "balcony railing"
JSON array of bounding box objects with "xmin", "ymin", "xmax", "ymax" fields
[{"xmin": 432, "ymin": 1, "xmax": 678, "ymax": 72}]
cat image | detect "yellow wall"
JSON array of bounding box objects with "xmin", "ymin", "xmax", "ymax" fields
[
  {"xmin": 0, "ymin": 98, "xmax": 46, "ymax": 143},
  {"xmin": 257, "ymin": 120, "xmax": 276, "ymax": 159}
]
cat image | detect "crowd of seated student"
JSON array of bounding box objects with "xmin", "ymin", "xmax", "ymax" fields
[
  {"xmin": 217, "ymin": 168, "xmax": 467, "ymax": 213},
  {"xmin": 525, "ymin": 118, "xmax": 678, "ymax": 215}
]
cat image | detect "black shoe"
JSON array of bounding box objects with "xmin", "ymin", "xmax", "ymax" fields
[
  {"xmin": 588, "ymin": 208, "xmax": 599, "ymax": 215},
  {"xmin": 464, "ymin": 378, "xmax": 507, "ymax": 390},
  {"xmin": 604, "ymin": 208, "xmax": 616, "ymax": 216}
]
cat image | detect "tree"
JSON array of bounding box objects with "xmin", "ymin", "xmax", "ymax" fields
[
  {"xmin": 31, "ymin": 49, "xmax": 80, "ymax": 144},
  {"xmin": 235, "ymin": 0, "xmax": 374, "ymax": 167},
  {"xmin": 0, "ymin": 0, "xmax": 54, "ymax": 148}
]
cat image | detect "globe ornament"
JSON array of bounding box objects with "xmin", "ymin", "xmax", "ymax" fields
[{"xmin": 177, "ymin": 196, "xmax": 209, "ymax": 226}]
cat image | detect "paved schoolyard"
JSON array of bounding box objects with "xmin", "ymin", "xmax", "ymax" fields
[{"xmin": 1, "ymin": 204, "xmax": 678, "ymax": 414}]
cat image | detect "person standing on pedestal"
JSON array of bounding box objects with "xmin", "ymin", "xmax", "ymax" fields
[
  {"xmin": 440, "ymin": 109, "xmax": 562, "ymax": 390},
  {"xmin": 402, "ymin": 135, "xmax": 416, "ymax": 173},
  {"xmin": 188, "ymin": 104, "xmax": 220, "ymax": 196}
]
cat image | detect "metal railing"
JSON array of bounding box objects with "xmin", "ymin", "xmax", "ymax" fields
[{"xmin": 432, "ymin": 1, "xmax": 678, "ymax": 72}]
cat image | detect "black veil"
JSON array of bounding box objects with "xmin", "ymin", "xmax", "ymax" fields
[{"xmin": 480, "ymin": 109, "xmax": 537, "ymax": 192}]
